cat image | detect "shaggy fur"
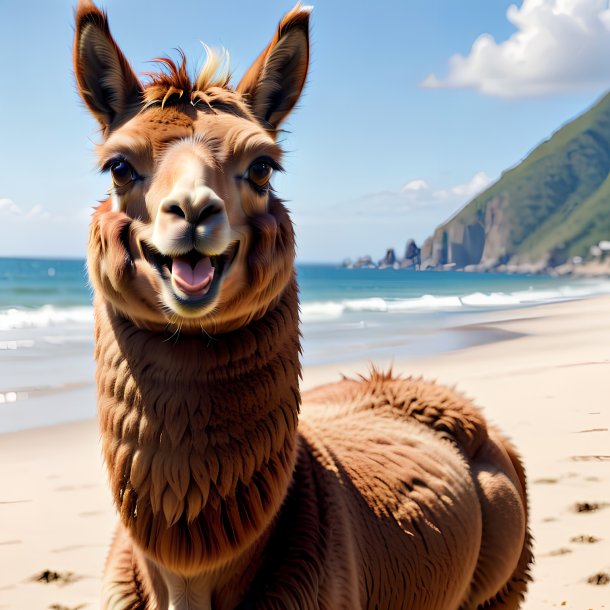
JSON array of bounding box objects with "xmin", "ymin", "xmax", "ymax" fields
[{"xmin": 75, "ymin": 2, "xmax": 532, "ymax": 609}]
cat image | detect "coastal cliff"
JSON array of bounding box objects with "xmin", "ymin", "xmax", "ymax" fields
[{"xmin": 422, "ymin": 91, "xmax": 610, "ymax": 270}]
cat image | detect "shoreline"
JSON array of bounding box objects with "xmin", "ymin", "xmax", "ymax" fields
[{"xmin": 1, "ymin": 295, "xmax": 609, "ymax": 608}]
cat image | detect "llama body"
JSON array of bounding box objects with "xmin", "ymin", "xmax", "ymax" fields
[{"xmin": 75, "ymin": 2, "xmax": 532, "ymax": 608}]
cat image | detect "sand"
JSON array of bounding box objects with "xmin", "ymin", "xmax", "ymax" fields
[{"xmin": 1, "ymin": 296, "xmax": 608, "ymax": 609}]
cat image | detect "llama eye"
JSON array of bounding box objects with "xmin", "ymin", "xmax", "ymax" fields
[
  {"xmin": 110, "ymin": 160, "xmax": 136, "ymax": 187},
  {"xmin": 247, "ymin": 161, "xmax": 273, "ymax": 189}
]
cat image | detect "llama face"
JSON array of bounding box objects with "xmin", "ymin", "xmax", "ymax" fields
[
  {"xmin": 74, "ymin": 1, "xmax": 309, "ymax": 333},
  {"xmin": 94, "ymin": 97, "xmax": 283, "ymax": 325}
]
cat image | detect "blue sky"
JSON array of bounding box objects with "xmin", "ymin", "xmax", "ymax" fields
[{"xmin": 2, "ymin": 0, "xmax": 610, "ymax": 262}]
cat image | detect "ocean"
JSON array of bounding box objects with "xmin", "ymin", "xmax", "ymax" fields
[{"xmin": 1, "ymin": 256, "xmax": 610, "ymax": 432}]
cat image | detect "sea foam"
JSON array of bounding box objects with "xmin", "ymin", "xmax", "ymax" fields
[
  {"xmin": 300, "ymin": 281, "xmax": 610, "ymax": 322},
  {"xmin": 0, "ymin": 305, "xmax": 94, "ymax": 331}
]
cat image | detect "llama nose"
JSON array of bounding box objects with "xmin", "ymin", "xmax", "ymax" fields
[{"xmin": 160, "ymin": 186, "xmax": 224, "ymax": 226}]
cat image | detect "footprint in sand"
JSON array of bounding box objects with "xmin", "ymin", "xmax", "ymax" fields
[
  {"xmin": 31, "ymin": 570, "xmax": 80, "ymax": 586},
  {"xmin": 570, "ymin": 534, "xmax": 600, "ymax": 544},
  {"xmin": 573, "ymin": 501, "xmax": 609, "ymax": 513},
  {"xmin": 532, "ymin": 477, "xmax": 559, "ymax": 484},
  {"xmin": 546, "ymin": 547, "xmax": 572, "ymax": 557},
  {"xmin": 587, "ymin": 571, "xmax": 609, "ymax": 585}
]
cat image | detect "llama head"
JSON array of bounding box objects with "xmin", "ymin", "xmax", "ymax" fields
[{"xmin": 75, "ymin": 0, "xmax": 309, "ymax": 333}]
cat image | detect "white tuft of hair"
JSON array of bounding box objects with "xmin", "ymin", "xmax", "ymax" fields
[{"xmin": 195, "ymin": 45, "xmax": 231, "ymax": 91}]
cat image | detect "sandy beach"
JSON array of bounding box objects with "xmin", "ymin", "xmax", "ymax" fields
[{"xmin": 0, "ymin": 296, "xmax": 608, "ymax": 609}]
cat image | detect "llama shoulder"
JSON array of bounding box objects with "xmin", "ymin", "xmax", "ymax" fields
[{"xmin": 300, "ymin": 371, "xmax": 489, "ymax": 459}]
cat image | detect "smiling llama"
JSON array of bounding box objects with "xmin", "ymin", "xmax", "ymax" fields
[{"xmin": 74, "ymin": 2, "xmax": 532, "ymax": 608}]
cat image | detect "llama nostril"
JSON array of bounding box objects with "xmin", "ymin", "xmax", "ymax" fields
[
  {"xmin": 197, "ymin": 202, "xmax": 222, "ymax": 224},
  {"xmin": 166, "ymin": 204, "xmax": 186, "ymax": 218}
]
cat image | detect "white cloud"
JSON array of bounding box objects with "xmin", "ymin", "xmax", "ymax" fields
[
  {"xmin": 0, "ymin": 198, "xmax": 85, "ymax": 222},
  {"xmin": 293, "ymin": 171, "xmax": 492, "ymax": 261},
  {"xmin": 422, "ymin": 0, "xmax": 610, "ymax": 97},
  {"xmin": 0, "ymin": 197, "xmax": 92, "ymax": 257},
  {"xmin": 294, "ymin": 171, "xmax": 495, "ymax": 262},
  {"xmin": 0, "ymin": 198, "xmax": 42, "ymax": 218},
  {"xmin": 24, "ymin": 204, "xmax": 51, "ymax": 220},
  {"xmin": 434, "ymin": 171, "xmax": 493, "ymax": 199},
  {"xmin": 0, "ymin": 198, "xmax": 21, "ymax": 215},
  {"xmin": 401, "ymin": 179, "xmax": 429, "ymax": 193},
  {"xmin": 359, "ymin": 171, "xmax": 493, "ymax": 214}
]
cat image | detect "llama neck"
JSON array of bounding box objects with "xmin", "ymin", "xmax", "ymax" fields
[{"xmin": 94, "ymin": 277, "xmax": 301, "ymax": 574}]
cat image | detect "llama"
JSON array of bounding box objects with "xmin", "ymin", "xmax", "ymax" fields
[{"xmin": 74, "ymin": 2, "xmax": 532, "ymax": 608}]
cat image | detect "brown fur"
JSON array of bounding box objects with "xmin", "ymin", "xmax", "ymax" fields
[{"xmin": 75, "ymin": 2, "xmax": 532, "ymax": 608}]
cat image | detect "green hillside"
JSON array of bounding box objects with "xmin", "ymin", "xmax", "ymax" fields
[{"xmin": 422, "ymin": 92, "xmax": 610, "ymax": 267}]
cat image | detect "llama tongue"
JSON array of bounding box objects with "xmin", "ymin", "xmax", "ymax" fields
[{"xmin": 172, "ymin": 256, "xmax": 214, "ymax": 293}]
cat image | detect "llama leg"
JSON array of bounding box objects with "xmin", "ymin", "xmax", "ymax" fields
[
  {"xmin": 473, "ymin": 439, "xmax": 533, "ymax": 609},
  {"xmin": 102, "ymin": 524, "xmax": 168, "ymax": 610},
  {"xmin": 465, "ymin": 433, "xmax": 530, "ymax": 609}
]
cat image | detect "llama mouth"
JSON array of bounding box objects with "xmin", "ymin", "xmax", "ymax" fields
[
  {"xmin": 171, "ymin": 252, "xmax": 216, "ymax": 297},
  {"xmin": 143, "ymin": 242, "xmax": 239, "ymax": 308}
]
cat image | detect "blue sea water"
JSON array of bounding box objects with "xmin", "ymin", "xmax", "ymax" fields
[
  {"xmin": 0, "ymin": 257, "xmax": 90, "ymax": 309},
  {"xmin": 2, "ymin": 256, "xmax": 608, "ymax": 310},
  {"xmin": 2, "ymin": 256, "xmax": 610, "ymax": 432},
  {"xmin": 1, "ymin": 256, "xmax": 610, "ymax": 363},
  {"xmin": 297, "ymin": 264, "xmax": 610, "ymax": 364}
]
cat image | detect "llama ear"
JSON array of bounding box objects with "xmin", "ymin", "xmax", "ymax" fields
[
  {"xmin": 73, "ymin": 0, "xmax": 142, "ymax": 132},
  {"xmin": 237, "ymin": 5, "xmax": 311, "ymax": 132}
]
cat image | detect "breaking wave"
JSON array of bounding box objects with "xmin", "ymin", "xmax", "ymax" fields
[
  {"xmin": 0, "ymin": 305, "xmax": 94, "ymax": 331},
  {"xmin": 3, "ymin": 280, "xmax": 610, "ymax": 328},
  {"xmin": 300, "ymin": 282, "xmax": 610, "ymax": 322}
]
